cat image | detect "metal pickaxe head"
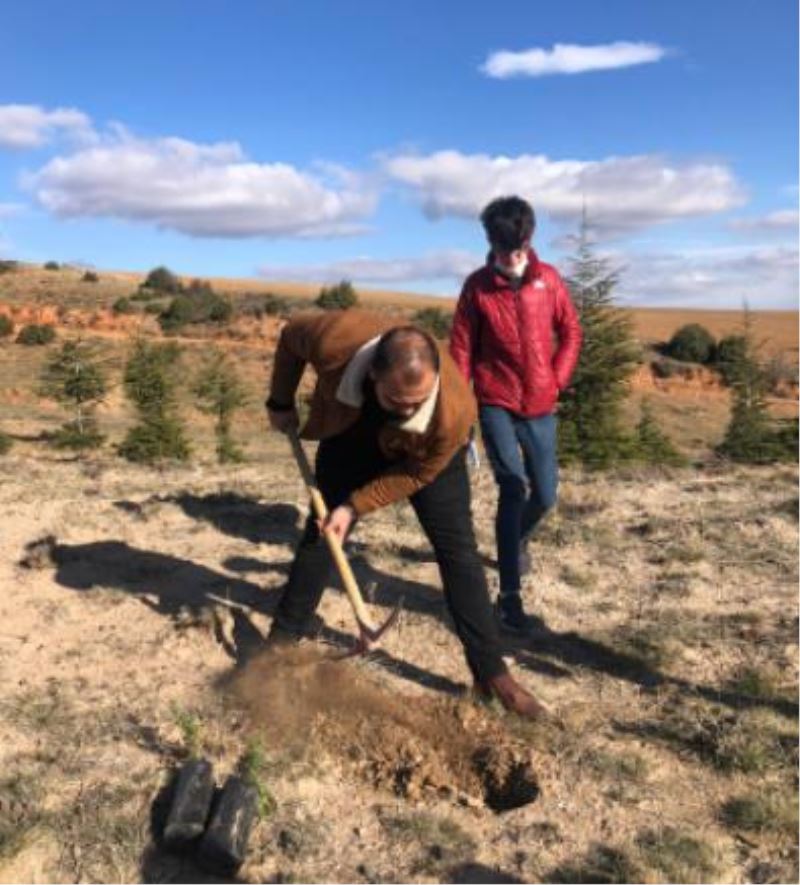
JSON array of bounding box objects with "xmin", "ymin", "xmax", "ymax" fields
[{"xmin": 333, "ymin": 599, "xmax": 403, "ymax": 659}]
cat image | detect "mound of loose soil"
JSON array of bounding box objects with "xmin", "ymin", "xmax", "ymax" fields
[{"xmin": 232, "ymin": 646, "xmax": 543, "ymax": 812}]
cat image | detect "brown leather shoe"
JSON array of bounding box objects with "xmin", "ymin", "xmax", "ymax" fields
[{"xmin": 476, "ymin": 672, "xmax": 550, "ymax": 719}]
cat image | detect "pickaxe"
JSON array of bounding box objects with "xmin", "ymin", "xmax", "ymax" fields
[{"xmin": 288, "ymin": 429, "xmax": 401, "ymax": 656}]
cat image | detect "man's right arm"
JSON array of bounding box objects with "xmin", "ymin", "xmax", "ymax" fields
[{"xmin": 266, "ymin": 311, "xmax": 329, "ymax": 431}]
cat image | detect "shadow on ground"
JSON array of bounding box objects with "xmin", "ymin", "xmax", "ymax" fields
[
  {"xmin": 511, "ymin": 625, "xmax": 798, "ymax": 719},
  {"xmin": 52, "ymin": 540, "xmax": 270, "ymax": 663},
  {"xmin": 50, "ymin": 538, "xmax": 464, "ymax": 699},
  {"xmin": 450, "ymin": 862, "xmax": 525, "ymax": 883},
  {"xmin": 105, "ymin": 490, "xmax": 797, "ymax": 719}
]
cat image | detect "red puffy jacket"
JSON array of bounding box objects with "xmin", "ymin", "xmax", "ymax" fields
[{"xmin": 449, "ymin": 250, "xmax": 582, "ymax": 417}]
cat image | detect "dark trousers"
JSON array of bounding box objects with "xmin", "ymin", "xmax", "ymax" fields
[{"xmin": 271, "ymin": 432, "xmax": 506, "ymax": 683}]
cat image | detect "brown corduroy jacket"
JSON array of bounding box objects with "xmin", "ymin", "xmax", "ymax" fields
[{"xmin": 268, "ymin": 309, "xmax": 477, "ymax": 515}]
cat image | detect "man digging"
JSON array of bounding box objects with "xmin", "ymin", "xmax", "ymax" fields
[{"xmin": 265, "ymin": 308, "xmax": 548, "ymax": 719}]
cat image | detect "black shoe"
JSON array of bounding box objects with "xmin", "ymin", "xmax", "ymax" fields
[{"xmin": 495, "ymin": 596, "xmax": 543, "ymax": 636}]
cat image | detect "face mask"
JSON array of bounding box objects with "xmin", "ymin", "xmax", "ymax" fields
[{"xmin": 496, "ymin": 254, "xmax": 528, "ymax": 278}]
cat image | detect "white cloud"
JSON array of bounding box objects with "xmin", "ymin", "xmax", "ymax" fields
[
  {"xmin": 0, "ymin": 104, "xmax": 95, "ymax": 149},
  {"xmin": 385, "ymin": 150, "xmax": 744, "ymax": 234},
  {"xmin": 481, "ymin": 41, "xmax": 667, "ymax": 78},
  {"xmin": 26, "ymin": 133, "xmax": 378, "ymax": 238},
  {"xmin": 259, "ymin": 249, "xmax": 480, "ymax": 285},
  {"xmin": 259, "ymin": 242, "xmax": 798, "ymax": 308},
  {"xmin": 0, "ymin": 202, "xmax": 25, "ymax": 218},
  {"xmin": 728, "ymin": 209, "xmax": 798, "ymax": 232},
  {"xmin": 616, "ymin": 244, "xmax": 799, "ymax": 308}
]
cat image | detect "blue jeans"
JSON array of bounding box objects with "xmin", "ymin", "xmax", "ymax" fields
[{"xmin": 478, "ymin": 406, "xmax": 559, "ymax": 598}]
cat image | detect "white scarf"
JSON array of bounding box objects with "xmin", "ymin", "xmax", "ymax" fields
[{"xmin": 335, "ymin": 336, "xmax": 440, "ymax": 434}]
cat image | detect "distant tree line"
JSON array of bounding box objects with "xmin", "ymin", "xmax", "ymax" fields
[
  {"xmin": 0, "ymin": 252, "xmax": 794, "ymax": 467},
  {"xmin": 0, "ymin": 334, "xmax": 250, "ymax": 464}
]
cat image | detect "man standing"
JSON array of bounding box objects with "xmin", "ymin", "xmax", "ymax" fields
[
  {"xmin": 450, "ymin": 196, "xmax": 582, "ymax": 635},
  {"xmin": 266, "ymin": 308, "xmax": 547, "ymax": 718}
]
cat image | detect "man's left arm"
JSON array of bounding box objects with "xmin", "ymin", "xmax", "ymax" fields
[
  {"xmin": 551, "ymin": 271, "xmax": 582, "ymax": 391},
  {"xmin": 449, "ymin": 281, "xmax": 478, "ymax": 384},
  {"xmin": 348, "ymin": 439, "xmax": 456, "ymax": 516}
]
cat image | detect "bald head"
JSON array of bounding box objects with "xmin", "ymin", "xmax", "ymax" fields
[{"xmin": 370, "ymin": 327, "xmax": 439, "ymax": 418}]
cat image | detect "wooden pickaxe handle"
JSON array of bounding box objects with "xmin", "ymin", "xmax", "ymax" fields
[{"xmin": 287, "ymin": 430, "xmax": 378, "ymax": 631}]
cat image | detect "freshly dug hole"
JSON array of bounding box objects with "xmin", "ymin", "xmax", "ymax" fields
[{"xmin": 471, "ymin": 746, "xmax": 539, "ymax": 812}]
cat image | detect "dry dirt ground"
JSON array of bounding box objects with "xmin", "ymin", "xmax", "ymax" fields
[{"xmin": 0, "ymin": 438, "xmax": 796, "ymax": 884}]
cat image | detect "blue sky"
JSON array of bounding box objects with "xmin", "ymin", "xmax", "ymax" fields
[{"xmin": 0, "ymin": 0, "xmax": 797, "ymax": 307}]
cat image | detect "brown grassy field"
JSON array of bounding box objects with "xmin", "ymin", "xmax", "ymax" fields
[
  {"xmin": 1, "ymin": 263, "xmax": 797, "ymax": 360},
  {"xmin": 0, "ymin": 262, "xmax": 797, "ymax": 884},
  {"xmin": 627, "ymin": 308, "xmax": 798, "ymax": 361}
]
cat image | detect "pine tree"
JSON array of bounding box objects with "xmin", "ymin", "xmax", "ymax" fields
[
  {"xmin": 558, "ymin": 216, "xmax": 640, "ymax": 468},
  {"xmin": 119, "ymin": 339, "xmax": 190, "ymax": 463},
  {"xmin": 716, "ymin": 307, "xmax": 796, "ymax": 463},
  {"xmin": 193, "ymin": 349, "xmax": 248, "ymax": 463},
  {"xmin": 412, "ymin": 307, "xmax": 452, "ymax": 340},
  {"xmin": 315, "ymin": 280, "xmax": 358, "ymax": 310},
  {"xmin": 635, "ymin": 399, "xmax": 687, "ymax": 466},
  {"xmin": 40, "ymin": 339, "xmax": 107, "ymax": 450}
]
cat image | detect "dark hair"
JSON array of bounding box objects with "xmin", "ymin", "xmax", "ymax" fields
[
  {"xmin": 480, "ymin": 196, "xmax": 535, "ymax": 252},
  {"xmin": 372, "ymin": 326, "xmax": 440, "ymax": 379}
]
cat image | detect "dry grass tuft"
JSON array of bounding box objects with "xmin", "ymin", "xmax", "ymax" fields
[
  {"xmin": 545, "ymin": 843, "xmax": 643, "ymax": 884},
  {"xmin": 625, "ymin": 696, "xmax": 798, "ymax": 774},
  {"xmin": 720, "ymin": 791, "xmax": 798, "ymax": 836},
  {"xmin": 635, "ymin": 826, "xmax": 721, "ymax": 883},
  {"xmin": 725, "ymin": 663, "xmax": 793, "ymax": 703},
  {"xmin": 380, "ymin": 810, "xmax": 478, "ymax": 875}
]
